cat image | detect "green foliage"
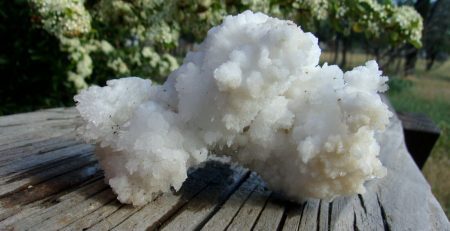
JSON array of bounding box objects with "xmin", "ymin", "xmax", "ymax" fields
[
  {"xmin": 0, "ymin": 0, "xmax": 76, "ymax": 115},
  {"xmin": 27, "ymin": 0, "xmax": 423, "ymax": 91},
  {"xmin": 1, "ymin": 0, "xmax": 424, "ymax": 114},
  {"xmin": 388, "ymin": 77, "xmax": 449, "ymax": 218},
  {"xmin": 423, "ymin": 0, "xmax": 450, "ymax": 63},
  {"xmin": 388, "ymin": 77, "xmax": 413, "ymax": 94},
  {"xmin": 326, "ymin": 1, "xmax": 422, "ymax": 47},
  {"xmin": 389, "ymin": 91, "xmax": 449, "ymax": 127}
]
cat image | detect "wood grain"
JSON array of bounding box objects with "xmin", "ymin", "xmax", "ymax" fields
[{"xmin": 0, "ymin": 106, "xmax": 447, "ymax": 231}]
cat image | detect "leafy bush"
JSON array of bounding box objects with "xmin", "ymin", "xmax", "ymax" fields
[
  {"xmin": 1, "ymin": 0, "xmax": 424, "ymax": 115},
  {"xmin": 0, "ymin": 0, "xmax": 75, "ymax": 115}
]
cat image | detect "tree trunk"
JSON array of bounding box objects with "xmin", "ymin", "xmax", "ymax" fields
[
  {"xmin": 404, "ymin": 46, "xmax": 418, "ymax": 75},
  {"xmin": 403, "ymin": 0, "xmax": 430, "ymax": 74},
  {"xmin": 333, "ymin": 35, "xmax": 339, "ymax": 64},
  {"xmin": 340, "ymin": 37, "xmax": 349, "ymax": 68},
  {"xmin": 424, "ymin": 0, "xmax": 445, "ymax": 72},
  {"xmin": 395, "ymin": 56, "xmax": 402, "ymax": 73},
  {"xmin": 426, "ymin": 52, "xmax": 437, "ymax": 70},
  {"xmin": 381, "ymin": 48, "xmax": 398, "ymax": 71},
  {"xmin": 341, "ymin": 45, "xmax": 346, "ymax": 68},
  {"xmin": 374, "ymin": 47, "xmax": 380, "ymax": 62}
]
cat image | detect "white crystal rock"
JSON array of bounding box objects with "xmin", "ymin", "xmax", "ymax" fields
[{"xmin": 75, "ymin": 11, "xmax": 392, "ymax": 206}]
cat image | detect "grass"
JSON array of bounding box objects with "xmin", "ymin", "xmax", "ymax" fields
[
  {"xmin": 321, "ymin": 52, "xmax": 450, "ymax": 218},
  {"xmin": 395, "ymin": 62, "xmax": 450, "ymax": 219}
]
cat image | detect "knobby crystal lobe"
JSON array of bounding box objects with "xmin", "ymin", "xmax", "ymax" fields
[{"xmin": 75, "ymin": 11, "xmax": 392, "ymax": 206}]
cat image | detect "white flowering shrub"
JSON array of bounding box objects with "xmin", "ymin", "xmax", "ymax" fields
[
  {"xmin": 386, "ymin": 5, "xmax": 423, "ymax": 47},
  {"xmin": 29, "ymin": 0, "xmax": 422, "ymax": 90},
  {"xmin": 327, "ymin": 1, "xmax": 423, "ymax": 47},
  {"xmin": 30, "ymin": 0, "xmax": 181, "ymax": 89},
  {"xmin": 31, "ymin": 0, "xmax": 91, "ymax": 37}
]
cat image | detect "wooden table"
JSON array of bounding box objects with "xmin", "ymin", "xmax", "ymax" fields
[{"xmin": 0, "ymin": 106, "xmax": 448, "ymax": 231}]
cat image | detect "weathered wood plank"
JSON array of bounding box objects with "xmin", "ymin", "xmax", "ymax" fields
[
  {"xmin": 0, "ymin": 114, "xmax": 79, "ymax": 140},
  {"xmin": 200, "ymin": 172, "xmax": 261, "ymax": 230},
  {"xmin": 0, "ymin": 103, "xmax": 448, "ymax": 230},
  {"xmin": 0, "ymin": 152, "xmax": 96, "ymax": 196},
  {"xmin": 374, "ymin": 115, "xmax": 450, "ymax": 231},
  {"xmin": 0, "ymin": 178, "xmax": 106, "ymax": 227},
  {"xmin": 0, "ymin": 134, "xmax": 80, "ymax": 165},
  {"xmin": 0, "ymin": 164, "xmax": 102, "ymax": 224},
  {"xmin": 225, "ymin": 183, "xmax": 271, "ymax": 230},
  {"xmin": 252, "ymin": 194, "xmax": 285, "ymax": 231},
  {"xmin": 34, "ymin": 188, "xmax": 116, "ymax": 230},
  {"xmin": 317, "ymin": 200, "xmax": 330, "ymax": 231},
  {"xmin": 85, "ymin": 163, "xmax": 231, "ymax": 231},
  {"xmin": 112, "ymin": 163, "xmax": 245, "ymax": 231},
  {"xmin": 329, "ymin": 196, "xmax": 353, "ymax": 230},
  {"xmin": 0, "ymin": 108, "xmax": 78, "ymax": 127},
  {"xmin": 297, "ymin": 199, "xmax": 319, "ymax": 231},
  {"xmin": 0, "ymin": 143, "xmax": 93, "ymax": 177},
  {"xmin": 160, "ymin": 166, "xmax": 248, "ymax": 231},
  {"xmin": 281, "ymin": 203, "xmax": 304, "ymax": 231},
  {"xmin": 353, "ymin": 191, "xmax": 384, "ymax": 230},
  {"xmin": 3, "ymin": 178, "xmax": 107, "ymax": 230},
  {"xmin": 87, "ymin": 205, "xmax": 143, "ymax": 231},
  {"xmin": 61, "ymin": 198, "xmax": 123, "ymax": 231},
  {"xmin": 0, "ymin": 110, "xmax": 81, "ymax": 155},
  {"xmin": 0, "ymin": 118, "xmax": 78, "ymax": 135},
  {"xmin": 0, "ymin": 128, "xmax": 78, "ymax": 153}
]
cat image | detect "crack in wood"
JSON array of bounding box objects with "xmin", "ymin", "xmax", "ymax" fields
[
  {"xmin": 353, "ymin": 211, "xmax": 360, "ymax": 231},
  {"xmin": 0, "ymin": 123, "xmax": 24, "ymax": 128},
  {"xmin": 151, "ymin": 185, "xmax": 208, "ymax": 230},
  {"xmin": 5, "ymin": 181, "xmax": 109, "ymax": 230},
  {"xmin": 0, "ymin": 144, "xmax": 94, "ymax": 176},
  {"xmin": 0, "ymin": 159, "xmax": 99, "ymax": 200},
  {"xmin": 29, "ymin": 188, "xmax": 115, "ymax": 230},
  {"xmin": 316, "ymin": 200, "xmax": 321, "ymax": 231},
  {"xmin": 110, "ymin": 203, "xmax": 149, "ymax": 230},
  {"xmin": 0, "ymin": 177, "xmax": 105, "ymax": 226},
  {"xmin": 223, "ymin": 181, "xmax": 259, "ymax": 230},
  {"xmin": 0, "ymin": 141, "xmax": 33, "ymax": 151},
  {"xmin": 0, "ymin": 135, "xmax": 78, "ymax": 159},
  {"xmin": 34, "ymin": 142, "xmax": 85, "ymax": 156},
  {"xmin": 59, "ymin": 194, "xmax": 118, "ymax": 230},
  {"xmin": 0, "ymin": 163, "xmax": 101, "ymax": 207},
  {"xmin": 376, "ymin": 194, "xmax": 391, "ymax": 231},
  {"xmin": 357, "ymin": 194, "xmax": 367, "ymax": 214},
  {"xmin": 149, "ymin": 184, "xmax": 209, "ymax": 231},
  {"xmin": 149, "ymin": 163, "xmax": 240, "ymax": 231},
  {"xmin": 61, "ymin": 198, "xmax": 122, "ymax": 230},
  {"xmin": 194, "ymin": 171, "xmax": 251, "ymax": 230},
  {"xmin": 297, "ymin": 201, "xmax": 307, "ymax": 231},
  {"xmin": 88, "ymin": 203, "xmax": 142, "ymax": 231},
  {"xmin": 2, "ymin": 152, "xmax": 95, "ymax": 185},
  {"xmin": 327, "ymin": 202, "xmax": 333, "ymax": 231},
  {"xmin": 276, "ymin": 205, "xmax": 288, "ymax": 231},
  {"xmin": 0, "ymin": 106, "xmax": 449, "ymax": 230},
  {"xmin": 250, "ymin": 191, "xmax": 271, "ymax": 230},
  {"xmin": 76, "ymin": 175, "xmax": 104, "ymax": 188},
  {"xmin": 45, "ymin": 117, "xmax": 78, "ymax": 121}
]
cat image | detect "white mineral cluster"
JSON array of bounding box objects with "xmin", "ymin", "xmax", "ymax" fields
[{"xmin": 75, "ymin": 11, "xmax": 392, "ymax": 206}]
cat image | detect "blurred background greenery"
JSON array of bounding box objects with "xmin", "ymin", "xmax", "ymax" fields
[{"xmin": 0, "ymin": 0, "xmax": 448, "ymax": 217}]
